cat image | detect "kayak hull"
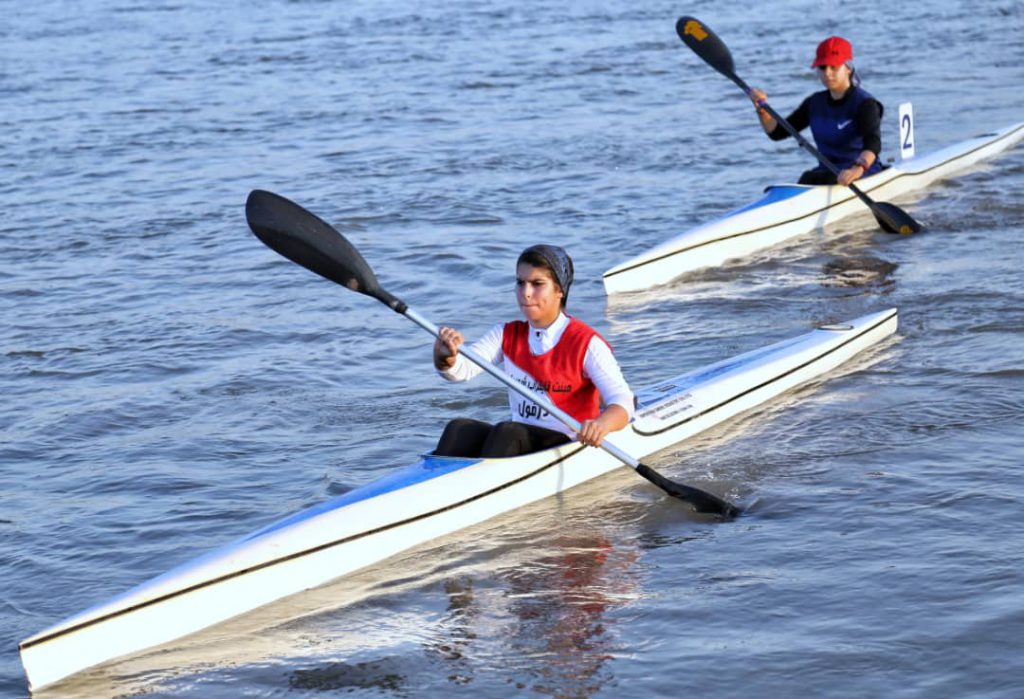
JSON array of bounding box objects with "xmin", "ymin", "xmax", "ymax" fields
[
  {"xmin": 20, "ymin": 307, "xmax": 899, "ymax": 691},
  {"xmin": 603, "ymin": 122, "xmax": 1024, "ymax": 294}
]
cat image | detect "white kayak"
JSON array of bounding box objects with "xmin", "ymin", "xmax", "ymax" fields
[
  {"xmin": 20, "ymin": 307, "xmax": 898, "ymax": 691},
  {"xmin": 603, "ymin": 122, "xmax": 1024, "ymax": 294}
]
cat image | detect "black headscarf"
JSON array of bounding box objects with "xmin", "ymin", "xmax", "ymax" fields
[{"xmin": 517, "ymin": 244, "xmax": 574, "ymax": 304}]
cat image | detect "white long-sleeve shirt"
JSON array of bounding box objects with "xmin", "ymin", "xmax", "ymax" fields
[{"xmin": 438, "ymin": 313, "xmax": 635, "ymax": 437}]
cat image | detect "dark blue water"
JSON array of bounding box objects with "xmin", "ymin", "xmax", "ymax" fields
[{"xmin": 3, "ymin": 1, "xmax": 1023, "ymax": 697}]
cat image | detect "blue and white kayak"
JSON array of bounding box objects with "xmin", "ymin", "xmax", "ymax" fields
[
  {"xmin": 603, "ymin": 122, "xmax": 1024, "ymax": 294},
  {"xmin": 19, "ymin": 308, "xmax": 898, "ymax": 691}
]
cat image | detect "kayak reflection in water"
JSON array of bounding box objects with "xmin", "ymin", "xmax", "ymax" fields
[
  {"xmin": 431, "ymin": 532, "xmax": 639, "ymax": 694},
  {"xmin": 750, "ymin": 35, "xmax": 884, "ymax": 187},
  {"xmin": 432, "ymin": 244, "xmax": 634, "ymax": 458}
]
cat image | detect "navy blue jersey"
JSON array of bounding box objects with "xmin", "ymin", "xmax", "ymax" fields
[{"xmin": 770, "ymin": 86, "xmax": 884, "ymax": 176}]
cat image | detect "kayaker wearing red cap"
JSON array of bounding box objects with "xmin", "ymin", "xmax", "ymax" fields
[
  {"xmin": 750, "ymin": 36, "xmax": 884, "ymax": 186},
  {"xmin": 432, "ymin": 244, "xmax": 634, "ymax": 458}
]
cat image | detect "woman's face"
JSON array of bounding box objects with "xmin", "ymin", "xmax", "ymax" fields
[
  {"xmin": 817, "ymin": 63, "xmax": 851, "ymax": 93},
  {"xmin": 516, "ymin": 262, "xmax": 563, "ymax": 328}
]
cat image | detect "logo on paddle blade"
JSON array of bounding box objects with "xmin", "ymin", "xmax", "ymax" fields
[{"xmin": 682, "ymin": 20, "xmax": 708, "ymax": 41}]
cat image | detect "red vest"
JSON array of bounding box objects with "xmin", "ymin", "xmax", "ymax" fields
[{"xmin": 501, "ymin": 317, "xmax": 608, "ymax": 424}]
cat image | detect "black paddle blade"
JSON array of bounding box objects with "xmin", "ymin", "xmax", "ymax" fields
[
  {"xmin": 676, "ymin": 16, "xmax": 736, "ymax": 81},
  {"xmin": 636, "ymin": 463, "xmax": 740, "ymax": 519},
  {"xmin": 245, "ymin": 190, "xmax": 407, "ymax": 312},
  {"xmin": 871, "ymin": 200, "xmax": 923, "ymax": 235}
]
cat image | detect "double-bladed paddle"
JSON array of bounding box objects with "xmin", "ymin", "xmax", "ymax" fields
[
  {"xmin": 676, "ymin": 16, "xmax": 922, "ymax": 236},
  {"xmin": 245, "ymin": 189, "xmax": 740, "ymax": 518}
]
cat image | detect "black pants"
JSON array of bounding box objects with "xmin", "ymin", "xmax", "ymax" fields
[
  {"xmin": 798, "ymin": 165, "xmax": 884, "ymax": 186},
  {"xmin": 434, "ymin": 418, "xmax": 571, "ymax": 458},
  {"xmin": 798, "ymin": 168, "xmax": 837, "ymax": 185}
]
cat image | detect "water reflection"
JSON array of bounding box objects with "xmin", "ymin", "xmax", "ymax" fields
[
  {"xmin": 288, "ymin": 657, "xmax": 407, "ymax": 693},
  {"xmin": 820, "ymin": 254, "xmax": 898, "ymax": 290},
  {"xmin": 431, "ymin": 576, "xmax": 478, "ymax": 686},
  {"xmin": 428, "ymin": 534, "xmax": 638, "ymax": 698}
]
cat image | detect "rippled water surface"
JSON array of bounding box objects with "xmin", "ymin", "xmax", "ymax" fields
[{"xmin": 3, "ymin": 1, "xmax": 1023, "ymax": 697}]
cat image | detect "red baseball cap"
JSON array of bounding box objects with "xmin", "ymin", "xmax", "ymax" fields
[{"xmin": 812, "ymin": 36, "xmax": 853, "ymax": 67}]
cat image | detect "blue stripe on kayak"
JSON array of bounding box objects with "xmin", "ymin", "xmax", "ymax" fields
[
  {"xmin": 243, "ymin": 455, "xmax": 482, "ymax": 541},
  {"xmin": 728, "ymin": 185, "xmax": 809, "ymax": 216}
]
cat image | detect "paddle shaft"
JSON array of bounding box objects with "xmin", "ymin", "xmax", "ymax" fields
[
  {"xmin": 407, "ymin": 306, "xmax": 737, "ymax": 516},
  {"xmin": 404, "ymin": 307, "xmax": 641, "ymax": 469},
  {"xmin": 751, "ymin": 90, "xmax": 917, "ymax": 233},
  {"xmin": 406, "ymin": 305, "xmax": 735, "ymax": 516},
  {"xmin": 743, "ymin": 81, "xmax": 881, "ymax": 207}
]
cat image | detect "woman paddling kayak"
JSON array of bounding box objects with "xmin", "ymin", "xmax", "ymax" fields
[
  {"xmin": 432, "ymin": 244, "xmax": 634, "ymax": 458},
  {"xmin": 750, "ymin": 36, "xmax": 884, "ymax": 186}
]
